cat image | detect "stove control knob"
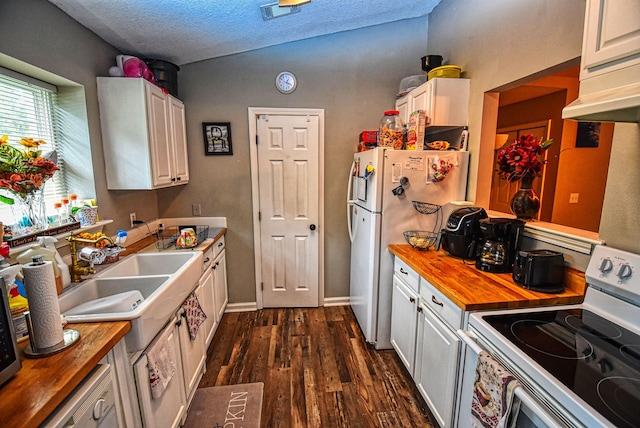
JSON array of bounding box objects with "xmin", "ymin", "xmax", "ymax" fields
[
  {"xmin": 617, "ymin": 263, "xmax": 633, "ymax": 281},
  {"xmin": 599, "ymin": 258, "xmax": 614, "ymax": 273},
  {"xmin": 597, "ymin": 358, "xmax": 613, "ymax": 374}
]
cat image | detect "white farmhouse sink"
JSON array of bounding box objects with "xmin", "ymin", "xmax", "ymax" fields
[
  {"xmin": 59, "ymin": 251, "xmax": 203, "ymax": 352},
  {"xmin": 97, "ymin": 252, "xmax": 196, "ymax": 277}
]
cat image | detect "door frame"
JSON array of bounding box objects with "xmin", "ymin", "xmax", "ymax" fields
[{"xmin": 248, "ymin": 107, "xmax": 325, "ymax": 309}]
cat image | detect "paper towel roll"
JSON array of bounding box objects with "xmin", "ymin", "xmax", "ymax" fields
[{"xmin": 22, "ymin": 259, "xmax": 64, "ymax": 349}]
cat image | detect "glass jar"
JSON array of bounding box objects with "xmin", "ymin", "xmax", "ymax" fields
[{"xmin": 378, "ymin": 110, "xmax": 404, "ymax": 149}]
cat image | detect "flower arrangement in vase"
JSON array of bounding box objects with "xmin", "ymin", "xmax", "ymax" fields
[
  {"xmin": 496, "ymin": 134, "xmax": 553, "ymax": 219},
  {"xmin": 0, "ymin": 135, "xmax": 59, "ymax": 234}
]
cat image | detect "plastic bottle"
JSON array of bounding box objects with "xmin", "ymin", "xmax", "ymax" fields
[
  {"xmin": 459, "ymin": 126, "xmax": 469, "ymax": 151},
  {"xmin": 39, "ymin": 236, "xmax": 71, "ymax": 289},
  {"xmin": 378, "ymin": 110, "xmax": 405, "ymax": 149}
]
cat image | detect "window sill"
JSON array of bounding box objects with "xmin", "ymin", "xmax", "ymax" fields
[{"xmin": 486, "ymin": 210, "xmax": 603, "ymax": 255}]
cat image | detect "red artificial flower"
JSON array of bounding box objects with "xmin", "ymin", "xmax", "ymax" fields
[{"xmin": 496, "ymin": 134, "xmax": 553, "ymax": 182}]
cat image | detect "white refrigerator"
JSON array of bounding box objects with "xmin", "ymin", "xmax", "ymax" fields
[{"xmin": 347, "ymin": 147, "xmax": 469, "ymax": 349}]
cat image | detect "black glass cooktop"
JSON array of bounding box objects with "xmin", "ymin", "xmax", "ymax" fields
[{"xmin": 483, "ymin": 309, "xmax": 640, "ymax": 428}]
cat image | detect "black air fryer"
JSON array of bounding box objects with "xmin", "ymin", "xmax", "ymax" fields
[{"xmin": 437, "ymin": 207, "xmax": 488, "ymax": 258}]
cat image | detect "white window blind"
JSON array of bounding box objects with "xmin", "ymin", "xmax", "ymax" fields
[{"xmin": 0, "ymin": 69, "xmax": 68, "ymax": 226}]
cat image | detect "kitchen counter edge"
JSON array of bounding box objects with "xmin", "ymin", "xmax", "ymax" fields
[
  {"xmin": 388, "ymin": 245, "xmax": 586, "ymax": 311},
  {"xmin": 0, "ymin": 321, "xmax": 131, "ymax": 428}
]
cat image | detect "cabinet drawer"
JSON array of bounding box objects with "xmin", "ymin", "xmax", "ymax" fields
[
  {"xmin": 419, "ymin": 277, "xmax": 462, "ymax": 330},
  {"xmin": 394, "ymin": 258, "xmax": 419, "ymax": 293},
  {"xmin": 213, "ymin": 235, "xmax": 225, "ymax": 259}
]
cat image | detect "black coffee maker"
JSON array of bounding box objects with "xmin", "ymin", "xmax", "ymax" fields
[{"xmin": 475, "ymin": 218, "xmax": 525, "ymax": 273}]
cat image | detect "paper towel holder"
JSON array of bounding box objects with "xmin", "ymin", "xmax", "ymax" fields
[
  {"xmin": 23, "ymin": 311, "xmax": 80, "ymax": 358},
  {"xmin": 22, "ymin": 255, "xmax": 81, "ymax": 358}
]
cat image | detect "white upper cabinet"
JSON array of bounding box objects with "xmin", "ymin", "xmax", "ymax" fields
[
  {"xmin": 581, "ymin": 0, "xmax": 640, "ymax": 80},
  {"xmin": 98, "ymin": 77, "xmax": 190, "ymax": 189},
  {"xmin": 563, "ymin": 0, "xmax": 640, "ymax": 122},
  {"xmin": 396, "ymin": 78, "xmax": 470, "ymax": 127}
]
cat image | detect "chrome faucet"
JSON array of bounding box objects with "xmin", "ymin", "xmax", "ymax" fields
[{"xmin": 67, "ymin": 233, "xmax": 114, "ymax": 282}]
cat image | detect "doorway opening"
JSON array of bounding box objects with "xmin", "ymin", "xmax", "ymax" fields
[{"xmin": 482, "ymin": 64, "xmax": 613, "ymax": 233}]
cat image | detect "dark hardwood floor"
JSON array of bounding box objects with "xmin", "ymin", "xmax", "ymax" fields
[{"xmin": 198, "ymin": 306, "xmax": 436, "ymax": 427}]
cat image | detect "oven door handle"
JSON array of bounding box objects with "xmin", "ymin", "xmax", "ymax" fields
[
  {"xmin": 457, "ymin": 329, "xmax": 568, "ymax": 428},
  {"xmin": 512, "ymin": 386, "xmax": 567, "ymax": 427},
  {"xmin": 457, "ymin": 329, "xmax": 484, "ymax": 354}
]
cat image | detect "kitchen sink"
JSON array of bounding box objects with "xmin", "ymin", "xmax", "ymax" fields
[
  {"xmin": 59, "ymin": 251, "xmax": 203, "ymax": 352},
  {"xmin": 97, "ymin": 252, "xmax": 196, "ymax": 277}
]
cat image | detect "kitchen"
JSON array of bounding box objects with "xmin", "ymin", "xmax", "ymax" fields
[{"xmin": 1, "ymin": 0, "xmax": 640, "ymax": 427}]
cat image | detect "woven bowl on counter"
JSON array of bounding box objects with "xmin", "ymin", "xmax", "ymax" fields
[{"xmin": 403, "ymin": 231, "xmax": 438, "ymax": 250}]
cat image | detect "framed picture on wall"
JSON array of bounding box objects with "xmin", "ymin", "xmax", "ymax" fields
[
  {"xmin": 576, "ymin": 122, "xmax": 600, "ymax": 148},
  {"xmin": 203, "ymin": 122, "xmax": 233, "ymax": 155}
]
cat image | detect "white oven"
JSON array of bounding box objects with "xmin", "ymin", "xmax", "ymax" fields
[{"xmin": 456, "ymin": 245, "xmax": 640, "ymax": 428}]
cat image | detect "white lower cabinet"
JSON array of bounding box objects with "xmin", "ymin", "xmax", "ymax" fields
[
  {"xmin": 414, "ymin": 300, "xmax": 461, "ymax": 428},
  {"xmin": 390, "ymin": 258, "xmax": 465, "ymax": 428},
  {"xmin": 133, "ymin": 315, "xmax": 187, "ymax": 428},
  {"xmin": 390, "ymin": 275, "xmax": 419, "ymax": 373},
  {"xmin": 212, "ymin": 248, "xmax": 228, "ymax": 323},
  {"xmin": 177, "ymin": 285, "xmax": 207, "ymax": 405},
  {"xmin": 199, "ymin": 265, "xmax": 217, "ymax": 347}
]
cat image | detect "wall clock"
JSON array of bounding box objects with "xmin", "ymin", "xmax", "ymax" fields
[{"xmin": 276, "ymin": 71, "xmax": 297, "ymax": 94}]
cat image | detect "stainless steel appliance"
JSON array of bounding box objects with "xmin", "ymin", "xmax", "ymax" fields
[
  {"xmin": 458, "ymin": 244, "xmax": 640, "ymax": 427},
  {"xmin": 347, "ymin": 148, "xmax": 469, "ymax": 349},
  {"xmin": 475, "ymin": 218, "xmax": 525, "ymax": 273},
  {"xmin": 0, "ymin": 276, "xmax": 21, "ymax": 387},
  {"xmin": 437, "ymin": 206, "xmax": 487, "ymax": 259}
]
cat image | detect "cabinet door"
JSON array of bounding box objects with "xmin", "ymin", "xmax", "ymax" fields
[
  {"xmin": 395, "ymin": 94, "xmax": 411, "ymax": 124},
  {"xmin": 411, "ymin": 79, "xmax": 470, "ymax": 127},
  {"xmin": 133, "ymin": 318, "xmax": 186, "ymax": 428},
  {"xmin": 414, "ymin": 304, "xmax": 461, "ymax": 428},
  {"xmin": 212, "ymin": 249, "xmax": 228, "ymax": 323},
  {"xmin": 390, "ymin": 275, "xmax": 418, "ymax": 374},
  {"xmin": 582, "ymin": 0, "xmax": 640, "ymax": 76},
  {"xmin": 169, "ymin": 97, "xmax": 189, "ymax": 184},
  {"xmin": 410, "ymin": 83, "xmax": 430, "ymax": 123},
  {"xmin": 177, "ymin": 293, "xmax": 206, "ymax": 405},
  {"xmin": 146, "ymin": 84, "xmax": 174, "ymax": 188},
  {"xmin": 199, "ymin": 267, "xmax": 217, "ymax": 348}
]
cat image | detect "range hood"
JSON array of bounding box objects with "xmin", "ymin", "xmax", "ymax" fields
[{"xmin": 562, "ymin": 81, "xmax": 640, "ymax": 122}]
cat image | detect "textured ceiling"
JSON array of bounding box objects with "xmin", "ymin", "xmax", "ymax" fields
[{"xmin": 49, "ymin": 0, "xmax": 441, "ymax": 66}]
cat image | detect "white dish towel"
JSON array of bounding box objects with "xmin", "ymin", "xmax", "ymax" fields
[
  {"xmin": 146, "ymin": 323, "xmax": 177, "ymax": 400},
  {"xmin": 471, "ymin": 350, "xmax": 520, "ymax": 428}
]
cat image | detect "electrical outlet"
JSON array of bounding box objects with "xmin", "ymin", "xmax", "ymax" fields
[
  {"xmin": 192, "ymin": 204, "xmax": 202, "ymax": 216},
  {"xmin": 129, "ymin": 212, "xmax": 136, "ymax": 228},
  {"xmin": 569, "ymin": 193, "xmax": 579, "ymax": 204}
]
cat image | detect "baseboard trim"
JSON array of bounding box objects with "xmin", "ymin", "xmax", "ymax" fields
[
  {"xmin": 224, "ymin": 298, "xmax": 350, "ymax": 313},
  {"xmin": 225, "ymin": 302, "xmax": 258, "ymax": 313},
  {"xmin": 323, "ymin": 296, "xmax": 351, "ymax": 307}
]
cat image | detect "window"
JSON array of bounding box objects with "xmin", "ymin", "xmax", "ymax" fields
[{"xmin": 0, "ymin": 67, "xmax": 69, "ymax": 226}]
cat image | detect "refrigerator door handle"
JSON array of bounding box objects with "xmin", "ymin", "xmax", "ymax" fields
[{"xmin": 347, "ymin": 159, "xmax": 356, "ymax": 243}]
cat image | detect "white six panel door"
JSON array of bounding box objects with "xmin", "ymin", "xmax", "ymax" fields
[{"xmin": 257, "ymin": 114, "xmax": 320, "ymax": 307}]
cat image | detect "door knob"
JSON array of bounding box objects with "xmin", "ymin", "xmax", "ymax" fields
[{"xmin": 310, "ymin": 224, "xmax": 316, "ymax": 231}]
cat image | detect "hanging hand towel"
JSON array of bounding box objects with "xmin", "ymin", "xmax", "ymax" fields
[
  {"xmin": 147, "ymin": 323, "xmax": 177, "ymax": 400},
  {"xmin": 182, "ymin": 291, "xmax": 207, "ymax": 340},
  {"xmin": 471, "ymin": 350, "xmax": 520, "ymax": 428}
]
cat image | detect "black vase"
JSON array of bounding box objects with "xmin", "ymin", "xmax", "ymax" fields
[{"xmin": 510, "ymin": 175, "xmax": 540, "ymax": 220}]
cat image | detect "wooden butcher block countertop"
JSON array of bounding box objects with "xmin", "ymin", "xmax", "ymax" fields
[
  {"xmin": 0, "ymin": 321, "xmax": 130, "ymax": 428},
  {"xmin": 389, "ymin": 245, "xmax": 586, "ymax": 311}
]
